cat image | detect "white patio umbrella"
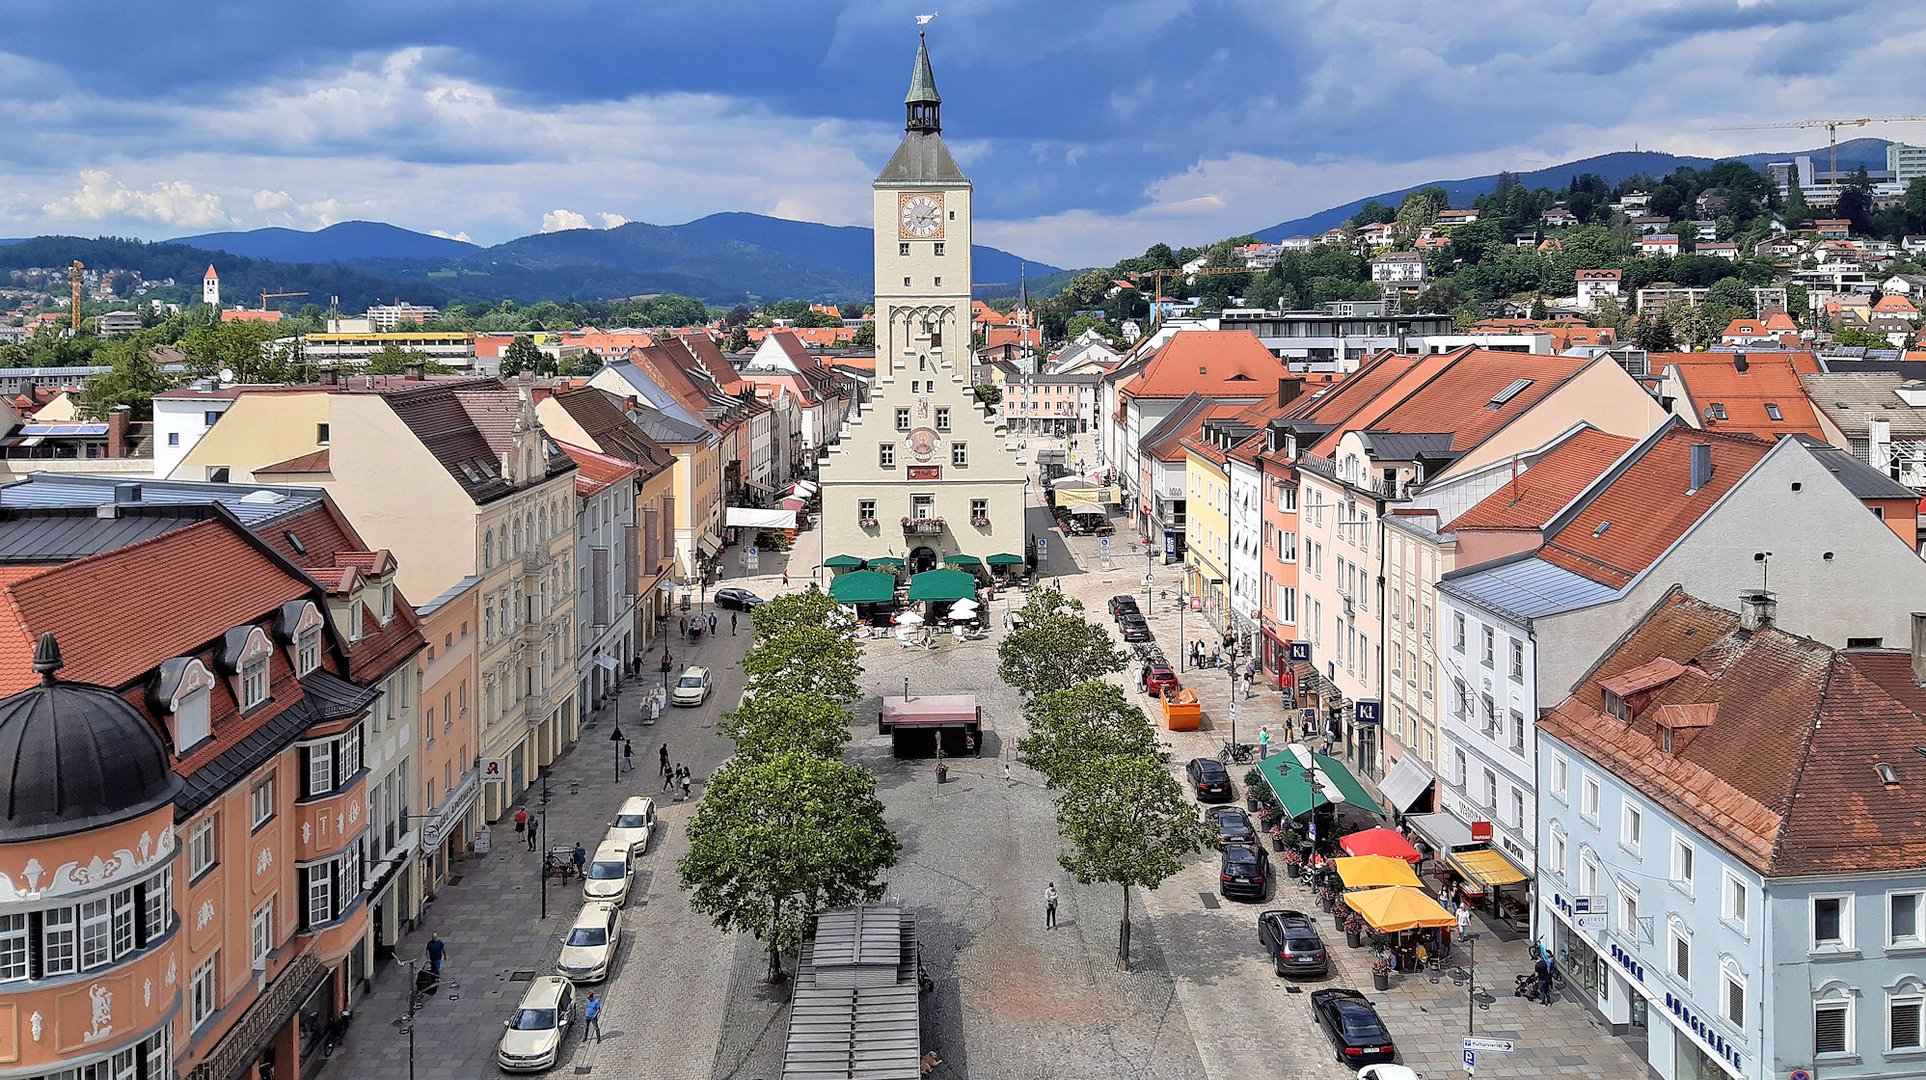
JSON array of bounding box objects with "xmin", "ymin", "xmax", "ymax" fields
[
  {"xmin": 894, "ymin": 610, "xmax": 925, "ymax": 625},
  {"xmin": 950, "ymin": 598, "xmax": 981, "ymax": 613}
]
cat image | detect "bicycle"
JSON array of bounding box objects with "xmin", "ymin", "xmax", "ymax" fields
[{"xmin": 1219, "ymin": 740, "xmax": 1255, "ymax": 764}]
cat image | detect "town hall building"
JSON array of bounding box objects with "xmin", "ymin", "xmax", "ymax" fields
[{"xmin": 818, "ymin": 33, "xmax": 1026, "ymax": 572}]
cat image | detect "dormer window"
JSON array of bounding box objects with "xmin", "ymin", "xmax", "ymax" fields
[
  {"xmin": 297, "ymin": 628, "xmax": 321, "ymax": 675},
  {"xmin": 379, "ymin": 584, "xmax": 395, "ymax": 624},
  {"xmin": 1604, "ymin": 690, "xmax": 1629, "ymax": 723},
  {"xmin": 166, "ymin": 660, "xmax": 216, "ymax": 754},
  {"xmin": 242, "ymin": 654, "xmax": 270, "ymax": 711},
  {"xmin": 347, "ymin": 600, "xmax": 364, "ymax": 643}
]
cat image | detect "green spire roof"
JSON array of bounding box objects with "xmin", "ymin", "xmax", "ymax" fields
[{"xmin": 905, "ymin": 32, "xmax": 941, "ymax": 105}]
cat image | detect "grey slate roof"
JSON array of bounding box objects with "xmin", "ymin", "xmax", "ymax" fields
[
  {"xmin": 877, "ymin": 132, "xmax": 967, "ymax": 185},
  {"xmin": 299, "ymin": 669, "xmax": 383, "ymax": 722},
  {"xmin": 1358, "ymin": 431, "xmax": 1457, "ymax": 462},
  {"xmin": 1790, "ymin": 435, "xmax": 1919, "ymax": 498},
  {"xmin": 1799, "ymin": 372, "xmax": 1926, "ymax": 439},
  {"xmin": 177, "ymin": 698, "xmax": 317, "ymax": 817},
  {"xmin": 905, "ymin": 37, "xmax": 940, "ymax": 104},
  {"xmin": 1439, "ymin": 553, "xmax": 1620, "ymax": 623},
  {"xmin": 0, "ymin": 473, "xmax": 325, "ymax": 526},
  {"xmin": 0, "ymin": 505, "xmax": 214, "ymax": 562}
]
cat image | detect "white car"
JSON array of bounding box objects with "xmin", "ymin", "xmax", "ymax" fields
[
  {"xmin": 556, "ymin": 901, "xmax": 623, "ymax": 983},
  {"xmin": 605, "ymin": 796, "xmax": 656, "ymax": 857},
  {"xmin": 498, "ymin": 975, "xmax": 574, "ymax": 1072},
  {"xmin": 670, "ymin": 665, "xmax": 712, "ymax": 707},
  {"xmin": 582, "ymin": 839, "xmax": 633, "ymax": 905},
  {"xmin": 1358, "ymin": 1066, "xmax": 1423, "ymax": 1080}
]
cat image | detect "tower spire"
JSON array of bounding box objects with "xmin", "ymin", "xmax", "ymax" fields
[{"xmin": 905, "ymin": 31, "xmax": 942, "ymax": 134}]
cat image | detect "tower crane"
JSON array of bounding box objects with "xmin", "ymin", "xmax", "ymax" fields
[
  {"xmin": 258, "ymin": 290, "xmax": 308, "ymax": 311},
  {"xmin": 1710, "ymin": 116, "xmax": 1926, "ymax": 180},
  {"xmin": 69, "ymin": 261, "xmax": 83, "ymax": 331},
  {"xmin": 1127, "ymin": 266, "xmax": 1258, "ymax": 328}
]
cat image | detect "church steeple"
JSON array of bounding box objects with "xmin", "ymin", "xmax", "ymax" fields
[{"xmin": 904, "ymin": 32, "xmax": 941, "ymax": 134}]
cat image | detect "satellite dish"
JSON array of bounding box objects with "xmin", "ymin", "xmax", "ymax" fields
[{"xmin": 218, "ymin": 367, "xmax": 235, "ymax": 384}]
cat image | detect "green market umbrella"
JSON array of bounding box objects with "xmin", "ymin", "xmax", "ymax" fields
[
  {"xmin": 943, "ymin": 554, "xmax": 983, "ymax": 567},
  {"xmin": 828, "ymin": 570, "xmax": 897, "ymax": 604},
  {"xmin": 824, "ymin": 554, "xmax": 864, "ymax": 568},
  {"xmin": 986, "ymin": 553, "xmax": 1024, "ymax": 566},
  {"xmin": 868, "ymin": 556, "xmax": 904, "ymax": 569},
  {"xmin": 907, "ymin": 568, "xmax": 977, "ymax": 602}
]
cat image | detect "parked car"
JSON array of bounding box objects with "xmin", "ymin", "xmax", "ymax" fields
[
  {"xmin": 1218, "ymin": 842, "xmax": 1270, "ymax": 900},
  {"xmin": 498, "ymin": 975, "xmax": 574, "ymax": 1072},
  {"xmin": 1185, "ymin": 758, "xmax": 1234, "ymax": 802},
  {"xmin": 1118, "ymin": 614, "xmax": 1152, "ymax": 642},
  {"xmin": 1257, "ymin": 909, "xmax": 1330, "ymax": 977},
  {"xmin": 1109, "ymin": 594, "xmax": 1141, "ymax": 621},
  {"xmin": 556, "ymin": 901, "xmax": 623, "ymax": 983},
  {"xmin": 670, "ymin": 665, "xmax": 713, "ymax": 707},
  {"xmin": 714, "ymin": 588, "xmax": 765, "ymax": 611},
  {"xmin": 582, "ymin": 839, "xmax": 633, "ymax": 906},
  {"xmin": 1357, "ymin": 1066, "xmax": 1423, "ymax": 1080},
  {"xmin": 605, "ymin": 796, "xmax": 656, "ymax": 858},
  {"xmin": 1310, "ymin": 987, "xmax": 1398, "ymax": 1065},
  {"xmin": 1141, "ymin": 663, "xmax": 1177, "ymax": 697},
  {"xmin": 1205, "ymin": 806, "xmax": 1258, "ymax": 846}
]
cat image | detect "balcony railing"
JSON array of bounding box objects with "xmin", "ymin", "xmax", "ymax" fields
[{"xmin": 902, "ymin": 517, "xmax": 945, "ymax": 536}]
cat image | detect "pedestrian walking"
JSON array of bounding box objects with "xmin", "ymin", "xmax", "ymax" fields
[
  {"xmin": 584, "ymin": 993, "xmax": 604, "ymax": 1042},
  {"xmin": 678, "ymin": 615, "xmax": 688, "ymax": 639},
  {"xmin": 1535, "ymin": 951, "xmax": 1556, "ymax": 1006},
  {"xmin": 514, "ymin": 807, "xmax": 528, "ymax": 839},
  {"xmin": 680, "ymin": 768, "xmax": 693, "ymax": 802},
  {"xmin": 572, "ymin": 842, "xmax": 587, "ymax": 877},
  {"xmin": 526, "ymin": 815, "xmax": 539, "ymax": 851},
  {"xmin": 623, "ymin": 739, "xmax": 635, "ymax": 772},
  {"xmin": 660, "ymin": 744, "xmax": 671, "ymax": 776},
  {"xmin": 1044, "ymin": 883, "xmax": 1059, "ymax": 929},
  {"xmin": 708, "ymin": 613, "xmax": 717, "ymax": 636},
  {"xmin": 1003, "ymin": 762, "xmax": 1013, "ymax": 787},
  {"xmin": 425, "ymin": 933, "xmax": 445, "ymax": 974},
  {"xmin": 662, "ymin": 762, "xmax": 675, "ymax": 793},
  {"xmin": 781, "ymin": 569, "xmax": 789, "ymax": 586},
  {"xmin": 1455, "ymin": 899, "xmax": 1472, "ymax": 937},
  {"xmin": 1257, "ymin": 726, "xmax": 1271, "ymax": 760},
  {"xmin": 730, "ymin": 611, "xmax": 738, "ymax": 635}
]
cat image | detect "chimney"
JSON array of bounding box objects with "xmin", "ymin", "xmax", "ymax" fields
[
  {"xmin": 1688, "ymin": 442, "xmax": 1713, "ymax": 494},
  {"xmin": 1739, "ymin": 589, "xmax": 1777, "ymax": 632},
  {"xmin": 1912, "ymin": 612, "xmax": 1926, "ymax": 685},
  {"xmin": 404, "ymin": 360, "xmax": 426, "ymax": 381},
  {"xmin": 1733, "ymin": 355, "xmax": 1749, "ymax": 374},
  {"xmin": 106, "ymin": 406, "xmax": 129, "ymax": 459},
  {"xmin": 1277, "ymin": 376, "xmax": 1302, "ymax": 410}
]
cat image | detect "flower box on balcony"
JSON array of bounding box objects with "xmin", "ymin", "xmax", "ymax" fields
[{"xmin": 901, "ymin": 517, "xmax": 945, "ymax": 536}]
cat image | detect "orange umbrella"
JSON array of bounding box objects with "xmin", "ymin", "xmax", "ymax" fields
[
  {"xmin": 1345, "ymin": 886, "xmax": 1457, "ymax": 933},
  {"xmin": 1333, "ymin": 855, "xmax": 1424, "ymax": 890}
]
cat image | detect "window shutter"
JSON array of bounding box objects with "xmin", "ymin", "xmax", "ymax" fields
[
  {"xmin": 1895, "ymin": 1002, "xmax": 1922, "ymax": 1050},
  {"xmin": 1814, "ymin": 1005, "xmax": 1848, "ymax": 1054}
]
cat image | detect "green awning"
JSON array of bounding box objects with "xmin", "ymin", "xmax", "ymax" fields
[
  {"xmin": 1257, "ymin": 750, "xmax": 1380, "ymax": 819},
  {"xmin": 907, "ymin": 568, "xmax": 977, "ymax": 602},
  {"xmin": 824, "ymin": 554, "xmax": 864, "ymax": 568},
  {"xmin": 986, "ymin": 552, "xmax": 1024, "ymax": 566},
  {"xmin": 943, "ymin": 554, "xmax": 983, "ymax": 567},
  {"xmin": 868, "ymin": 556, "xmax": 904, "ymax": 569},
  {"xmin": 828, "ymin": 570, "xmax": 897, "ymax": 604}
]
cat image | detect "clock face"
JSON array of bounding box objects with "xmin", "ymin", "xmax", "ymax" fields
[
  {"xmin": 899, "ymin": 192, "xmax": 944, "ymax": 239},
  {"xmin": 906, "ymin": 427, "xmax": 940, "ymax": 462}
]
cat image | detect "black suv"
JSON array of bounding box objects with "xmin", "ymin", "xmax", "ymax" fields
[
  {"xmin": 1257, "ymin": 909, "xmax": 1329, "ymax": 977},
  {"xmin": 1108, "ymin": 595, "xmax": 1141, "ymax": 621},
  {"xmin": 1117, "ymin": 614, "xmax": 1152, "ymax": 642},
  {"xmin": 1218, "ymin": 843, "xmax": 1270, "ymax": 901},
  {"xmin": 1185, "ymin": 758, "xmax": 1234, "ymax": 802},
  {"xmin": 1205, "ymin": 806, "xmax": 1257, "ymax": 846}
]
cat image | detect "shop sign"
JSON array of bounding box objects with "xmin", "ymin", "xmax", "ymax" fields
[
  {"xmin": 1609, "ymin": 941, "xmax": 1645, "ymax": 984},
  {"xmin": 1664, "ymin": 991, "xmax": 1744, "ymax": 1072},
  {"xmin": 907, "ymin": 465, "xmax": 941, "ymax": 480},
  {"xmin": 1289, "ymin": 640, "xmax": 1312, "ymax": 663},
  {"xmin": 1355, "ymin": 699, "xmax": 1381, "ymax": 725}
]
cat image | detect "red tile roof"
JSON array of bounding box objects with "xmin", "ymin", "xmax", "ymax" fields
[
  {"xmin": 1663, "ymin": 352, "xmax": 1828, "ymax": 439},
  {"xmin": 254, "ymin": 449, "xmax": 332, "ymax": 475},
  {"xmin": 1122, "ymin": 330, "xmax": 1282, "ymax": 400},
  {"xmin": 557, "ymin": 440, "xmax": 639, "ymax": 495},
  {"xmin": 254, "ymin": 503, "xmax": 425, "ymax": 683},
  {"xmin": 1447, "ymin": 428, "xmax": 1634, "ymax": 532},
  {"xmin": 1312, "ymin": 348, "xmax": 1590, "ymax": 456},
  {"xmin": 1538, "ymin": 425, "xmax": 1772, "ymax": 588},
  {"xmin": 1543, "ymin": 589, "xmax": 1926, "ymax": 876}
]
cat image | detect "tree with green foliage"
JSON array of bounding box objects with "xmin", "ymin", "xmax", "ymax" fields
[
  {"xmin": 742, "ymin": 626, "xmax": 863, "ymax": 703},
  {"xmin": 77, "ymin": 334, "xmax": 179, "ymax": 420},
  {"xmin": 1833, "ymin": 326, "xmax": 1894, "ymax": 348},
  {"xmin": 972, "ymin": 383, "xmax": 1002, "ymax": 407},
  {"xmin": 850, "ymin": 322, "xmax": 875, "ymax": 349},
  {"xmin": 1053, "ymin": 753, "xmax": 1215, "ymax": 970},
  {"xmin": 996, "ymin": 588, "xmax": 1127, "ymax": 700},
  {"xmin": 362, "ymin": 342, "xmax": 455, "ymax": 375},
  {"xmin": 721, "ymin": 693, "xmax": 852, "ymax": 762},
  {"xmin": 1634, "ymin": 308, "xmax": 1680, "ymax": 352},
  {"xmin": 748, "ymin": 588, "xmax": 852, "ymax": 641},
  {"xmin": 500, "ymin": 334, "xmax": 547, "ymax": 376},
  {"xmin": 1591, "ymin": 297, "xmax": 1630, "ymax": 336},
  {"xmin": 179, "ymin": 319, "xmax": 298, "ymax": 382},
  {"xmin": 1017, "ymin": 682, "xmax": 1162, "ymax": 789},
  {"xmin": 726, "ymin": 325, "xmax": 752, "ymax": 352},
  {"xmin": 678, "ymin": 750, "xmax": 899, "ymax": 982}
]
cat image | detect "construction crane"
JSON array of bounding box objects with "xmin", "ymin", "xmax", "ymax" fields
[
  {"xmin": 1127, "ymin": 266, "xmax": 1258, "ymax": 328},
  {"xmin": 258, "ymin": 290, "xmax": 308, "ymax": 311},
  {"xmin": 69, "ymin": 261, "xmax": 83, "ymax": 331},
  {"xmin": 1711, "ymin": 116, "xmax": 1926, "ymax": 180}
]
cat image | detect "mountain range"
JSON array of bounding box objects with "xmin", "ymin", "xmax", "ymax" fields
[
  {"xmin": 1252, "ymin": 138, "xmax": 1893, "ymax": 241},
  {"xmin": 169, "ymin": 214, "xmax": 1060, "ymax": 305}
]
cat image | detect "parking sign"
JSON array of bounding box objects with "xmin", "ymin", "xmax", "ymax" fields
[{"xmin": 1463, "ymin": 1048, "xmax": 1476, "ymax": 1072}]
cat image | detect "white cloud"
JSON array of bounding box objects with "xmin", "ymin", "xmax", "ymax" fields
[
  {"xmin": 429, "ymin": 228, "xmax": 473, "ymax": 242},
  {"xmin": 39, "ymin": 169, "xmax": 230, "ymax": 228},
  {"xmin": 541, "ymin": 209, "xmax": 590, "ymax": 232},
  {"xmin": 597, "ymin": 213, "xmax": 630, "ymax": 229}
]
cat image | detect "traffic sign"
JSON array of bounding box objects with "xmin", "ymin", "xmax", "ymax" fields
[
  {"xmin": 1464, "ymin": 1037, "xmax": 1515, "ymax": 1053},
  {"xmin": 1100, "ymin": 537, "xmax": 1109, "ymax": 549},
  {"xmin": 1037, "ymin": 537, "xmax": 1049, "ymax": 558},
  {"xmin": 1463, "ymin": 1048, "xmax": 1476, "ymax": 1072}
]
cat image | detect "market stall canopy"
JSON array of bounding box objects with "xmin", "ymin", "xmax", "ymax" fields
[
  {"xmin": 879, "ymin": 694, "xmax": 979, "ymax": 730},
  {"xmin": 1404, "ymin": 812, "xmax": 1477, "ymax": 855},
  {"xmin": 1345, "ymin": 886, "xmax": 1457, "ymax": 933},
  {"xmin": 1257, "ymin": 746, "xmax": 1380, "ymax": 819},
  {"xmin": 787, "ymin": 480, "xmax": 819, "ymax": 497},
  {"xmin": 1333, "ymin": 855, "xmax": 1424, "ymax": 890},
  {"xmin": 943, "ymin": 554, "xmax": 983, "ymax": 567},
  {"xmin": 986, "ymin": 553, "xmax": 1024, "ymax": 566},
  {"xmin": 725, "ymin": 507, "xmax": 798, "ymax": 530},
  {"xmin": 949, "ymin": 598, "xmax": 980, "ymax": 613},
  {"xmin": 1339, "ymin": 827, "xmax": 1423, "ymax": 863},
  {"xmin": 907, "ymin": 569, "xmax": 976, "ymax": 602},
  {"xmin": 781, "ymin": 497, "xmax": 808, "ymax": 511},
  {"xmin": 1065, "ymin": 505, "xmax": 1109, "ymax": 518},
  {"xmin": 824, "ymin": 554, "xmax": 864, "ymax": 568},
  {"xmin": 1377, "ymin": 754, "xmax": 1436, "ymax": 815},
  {"xmin": 828, "ymin": 570, "xmax": 897, "ymax": 605},
  {"xmin": 868, "ymin": 556, "xmax": 904, "ymax": 569},
  {"xmin": 1447, "ymin": 848, "xmax": 1527, "ymax": 889}
]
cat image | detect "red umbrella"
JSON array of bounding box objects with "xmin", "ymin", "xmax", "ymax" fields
[{"xmin": 1340, "ymin": 826, "xmax": 1422, "ymax": 863}]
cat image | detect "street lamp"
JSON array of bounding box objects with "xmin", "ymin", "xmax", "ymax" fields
[
  {"xmin": 537, "ymin": 765, "xmax": 552, "ymax": 921},
  {"xmin": 1465, "ymin": 931, "xmax": 1480, "ymax": 1036},
  {"xmin": 609, "ymin": 724, "xmax": 625, "ymax": 783}
]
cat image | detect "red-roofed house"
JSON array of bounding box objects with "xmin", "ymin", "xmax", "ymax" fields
[
  {"xmin": 1657, "ymin": 352, "xmax": 1836, "ymax": 440},
  {"xmin": 1119, "ymin": 330, "xmax": 1283, "ymax": 536}
]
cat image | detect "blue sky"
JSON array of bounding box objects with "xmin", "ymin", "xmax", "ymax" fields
[{"xmin": 4, "ymin": 0, "xmax": 1924, "ymax": 266}]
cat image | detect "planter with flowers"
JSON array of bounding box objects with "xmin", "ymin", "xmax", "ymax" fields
[
  {"xmin": 1371, "ymin": 956, "xmax": 1392, "ymax": 991},
  {"xmin": 859, "ymin": 517, "xmax": 879, "ymax": 529},
  {"xmin": 1282, "ymin": 846, "xmax": 1303, "ymax": 875},
  {"xmin": 1342, "ymin": 913, "xmax": 1365, "ymax": 949}
]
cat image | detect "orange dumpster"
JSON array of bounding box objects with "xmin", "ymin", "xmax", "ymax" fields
[{"xmin": 1161, "ymin": 687, "xmax": 1201, "ymax": 731}]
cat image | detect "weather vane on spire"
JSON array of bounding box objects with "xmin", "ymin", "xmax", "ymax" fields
[{"xmin": 915, "ymin": 12, "xmax": 937, "ymax": 26}]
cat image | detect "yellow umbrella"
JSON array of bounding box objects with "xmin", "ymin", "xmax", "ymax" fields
[
  {"xmin": 1333, "ymin": 855, "xmax": 1424, "ymax": 891},
  {"xmin": 1344, "ymin": 886, "xmax": 1458, "ymax": 933}
]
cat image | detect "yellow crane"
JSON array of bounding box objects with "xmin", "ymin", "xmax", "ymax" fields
[
  {"xmin": 69, "ymin": 261, "xmax": 83, "ymax": 331},
  {"xmin": 1711, "ymin": 115, "xmax": 1926, "ymax": 180},
  {"xmin": 258, "ymin": 290, "xmax": 308, "ymax": 311}
]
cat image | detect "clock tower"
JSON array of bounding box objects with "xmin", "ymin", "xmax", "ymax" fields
[
  {"xmin": 872, "ymin": 31, "xmax": 971, "ymax": 381},
  {"xmin": 817, "ymin": 32, "xmax": 1027, "ymax": 575}
]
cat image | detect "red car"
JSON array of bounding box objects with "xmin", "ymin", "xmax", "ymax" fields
[{"xmin": 1142, "ymin": 663, "xmax": 1178, "ymax": 696}]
